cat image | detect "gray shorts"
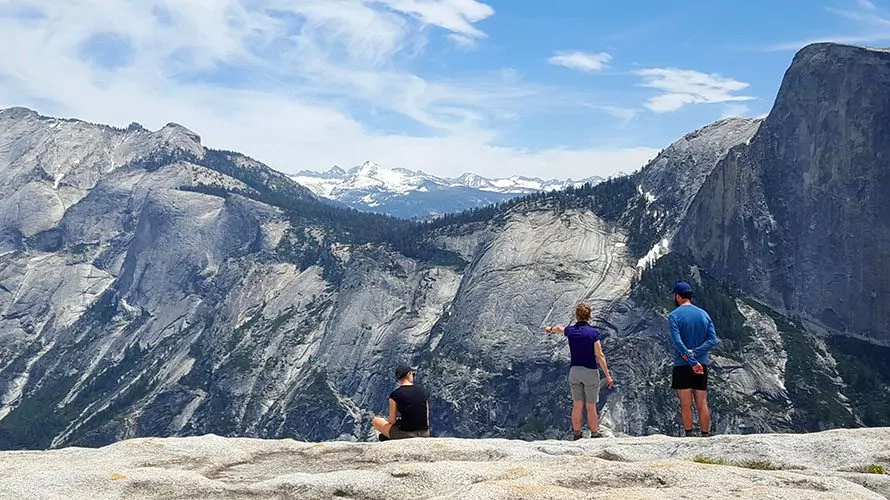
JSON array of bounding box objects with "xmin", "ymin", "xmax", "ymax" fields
[{"xmin": 568, "ymin": 366, "xmax": 601, "ymax": 403}]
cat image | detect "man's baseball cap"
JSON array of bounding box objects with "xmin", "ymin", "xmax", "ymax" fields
[
  {"xmin": 394, "ymin": 365, "xmax": 416, "ymax": 380},
  {"xmin": 672, "ymin": 281, "xmax": 693, "ymax": 295}
]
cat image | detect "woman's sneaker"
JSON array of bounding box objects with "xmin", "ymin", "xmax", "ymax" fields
[{"xmin": 572, "ymin": 431, "xmax": 583, "ymax": 441}]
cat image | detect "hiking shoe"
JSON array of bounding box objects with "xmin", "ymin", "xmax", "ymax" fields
[
  {"xmin": 572, "ymin": 431, "xmax": 583, "ymax": 441},
  {"xmin": 701, "ymin": 431, "xmax": 710, "ymax": 437},
  {"xmin": 590, "ymin": 431, "xmax": 604, "ymax": 438}
]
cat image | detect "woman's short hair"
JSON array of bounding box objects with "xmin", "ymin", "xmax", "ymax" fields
[{"xmin": 575, "ymin": 303, "xmax": 592, "ymax": 322}]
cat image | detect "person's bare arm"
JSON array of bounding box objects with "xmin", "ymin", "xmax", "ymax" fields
[
  {"xmin": 594, "ymin": 340, "xmax": 614, "ymax": 389},
  {"xmin": 388, "ymin": 398, "xmax": 398, "ymax": 423},
  {"xmin": 545, "ymin": 325, "xmax": 565, "ymax": 335}
]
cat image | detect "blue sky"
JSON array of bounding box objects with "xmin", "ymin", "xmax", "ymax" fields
[{"xmin": 1, "ymin": 0, "xmax": 889, "ymax": 179}]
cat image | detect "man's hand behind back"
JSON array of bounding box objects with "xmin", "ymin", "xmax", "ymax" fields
[{"xmin": 692, "ymin": 363, "xmax": 704, "ymax": 375}]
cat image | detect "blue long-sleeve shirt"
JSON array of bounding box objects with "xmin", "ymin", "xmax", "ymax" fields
[{"xmin": 669, "ymin": 304, "xmax": 718, "ymax": 366}]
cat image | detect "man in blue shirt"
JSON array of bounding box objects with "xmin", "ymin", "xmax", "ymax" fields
[
  {"xmin": 669, "ymin": 282, "xmax": 718, "ymax": 437},
  {"xmin": 545, "ymin": 303, "xmax": 615, "ymax": 440}
]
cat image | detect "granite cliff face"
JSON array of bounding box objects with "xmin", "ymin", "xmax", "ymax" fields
[
  {"xmin": 676, "ymin": 43, "xmax": 890, "ymax": 343},
  {"xmin": 0, "ymin": 43, "xmax": 889, "ymax": 450},
  {"xmin": 626, "ymin": 117, "xmax": 761, "ymax": 262},
  {"xmin": 0, "ymin": 106, "xmax": 782, "ymax": 449}
]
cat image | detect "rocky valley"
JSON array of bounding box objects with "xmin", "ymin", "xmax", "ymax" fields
[{"xmin": 0, "ymin": 42, "xmax": 888, "ymax": 453}]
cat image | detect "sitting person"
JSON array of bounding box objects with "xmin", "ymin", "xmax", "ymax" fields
[{"xmin": 372, "ymin": 365, "xmax": 430, "ymax": 440}]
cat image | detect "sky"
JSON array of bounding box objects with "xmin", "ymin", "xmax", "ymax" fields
[{"xmin": 1, "ymin": 1, "xmax": 889, "ymax": 180}]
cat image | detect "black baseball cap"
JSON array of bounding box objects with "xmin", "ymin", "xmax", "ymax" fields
[{"xmin": 394, "ymin": 365, "xmax": 416, "ymax": 380}]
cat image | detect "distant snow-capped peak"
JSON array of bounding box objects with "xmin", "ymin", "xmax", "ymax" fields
[{"xmin": 292, "ymin": 161, "xmax": 602, "ymax": 199}]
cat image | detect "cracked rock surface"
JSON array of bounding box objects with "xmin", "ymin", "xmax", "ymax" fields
[{"xmin": 0, "ymin": 428, "xmax": 888, "ymax": 499}]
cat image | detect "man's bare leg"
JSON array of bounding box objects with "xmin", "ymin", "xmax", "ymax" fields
[
  {"xmin": 677, "ymin": 389, "xmax": 694, "ymax": 435},
  {"xmin": 693, "ymin": 390, "xmax": 710, "ymax": 435},
  {"xmin": 585, "ymin": 402, "xmax": 599, "ymax": 434},
  {"xmin": 371, "ymin": 416, "xmax": 392, "ymax": 438}
]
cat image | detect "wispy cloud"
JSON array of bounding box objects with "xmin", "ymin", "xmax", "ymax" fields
[
  {"xmin": 826, "ymin": 5, "xmax": 890, "ymax": 26},
  {"xmin": 634, "ymin": 68, "xmax": 754, "ymax": 113},
  {"xmin": 760, "ymin": 33, "xmax": 890, "ymax": 51},
  {"xmin": 762, "ymin": 0, "xmax": 890, "ymax": 51},
  {"xmin": 721, "ymin": 103, "xmax": 752, "ymax": 119},
  {"xmin": 858, "ymin": 0, "xmax": 878, "ymax": 11},
  {"xmin": 583, "ymin": 105, "xmax": 639, "ymax": 128},
  {"xmin": 375, "ymin": 0, "xmax": 495, "ymax": 40},
  {"xmin": 548, "ymin": 51, "xmax": 613, "ymax": 72},
  {"xmin": 0, "ymin": 1, "xmax": 652, "ymax": 179},
  {"xmin": 446, "ymin": 33, "xmax": 479, "ymax": 49}
]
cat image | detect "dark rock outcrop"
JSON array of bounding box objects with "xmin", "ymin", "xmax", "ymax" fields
[{"xmin": 677, "ymin": 43, "xmax": 890, "ymax": 342}]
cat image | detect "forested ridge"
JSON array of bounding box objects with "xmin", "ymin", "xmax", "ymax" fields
[{"xmin": 148, "ymin": 146, "xmax": 651, "ymax": 267}]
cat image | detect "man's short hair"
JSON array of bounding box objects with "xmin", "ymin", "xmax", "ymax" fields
[
  {"xmin": 395, "ymin": 365, "xmax": 415, "ymax": 380},
  {"xmin": 678, "ymin": 291, "xmax": 693, "ymax": 300},
  {"xmin": 575, "ymin": 303, "xmax": 592, "ymax": 322}
]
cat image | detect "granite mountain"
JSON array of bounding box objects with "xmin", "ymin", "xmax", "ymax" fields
[{"xmin": 0, "ymin": 43, "xmax": 888, "ymax": 450}]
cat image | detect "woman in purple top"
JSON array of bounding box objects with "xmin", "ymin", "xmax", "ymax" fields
[{"xmin": 545, "ymin": 303, "xmax": 615, "ymax": 440}]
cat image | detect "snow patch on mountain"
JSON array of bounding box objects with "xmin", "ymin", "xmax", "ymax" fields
[
  {"xmin": 637, "ymin": 237, "xmax": 671, "ymax": 270},
  {"xmin": 293, "ymin": 161, "xmax": 601, "ymax": 197}
]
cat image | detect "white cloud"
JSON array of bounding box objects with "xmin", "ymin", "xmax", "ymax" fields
[
  {"xmin": 344, "ymin": 140, "xmax": 660, "ymax": 180},
  {"xmin": 634, "ymin": 68, "xmax": 754, "ymax": 113},
  {"xmin": 0, "ymin": 0, "xmax": 653, "ymax": 179},
  {"xmin": 374, "ymin": 0, "xmax": 495, "ymax": 39},
  {"xmin": 548, "ymin": 51, "xmax": 613, "ymax": 72}
]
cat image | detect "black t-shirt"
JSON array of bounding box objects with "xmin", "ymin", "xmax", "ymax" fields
[{"xmin": 389, "ymin": 384, "xmax": 428, "ymax": 431}]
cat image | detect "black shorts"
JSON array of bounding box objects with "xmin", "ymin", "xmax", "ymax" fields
[
  {"xmin": 672, "ymin": 365, "xmax": 708, "ymax": 391},
  {"xmin": 389, "ymin": 424, "xmax": 430, "ymax": 440}
]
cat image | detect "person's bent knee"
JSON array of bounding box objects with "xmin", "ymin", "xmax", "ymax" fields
[{"xmin": 372, "ymin": 417, "xmax": 392, "ymax": 437}]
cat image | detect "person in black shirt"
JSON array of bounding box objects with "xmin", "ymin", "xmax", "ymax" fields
[{"xmin": 372, "ymin": 365, "xmax": 430, "ymax": 440}]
